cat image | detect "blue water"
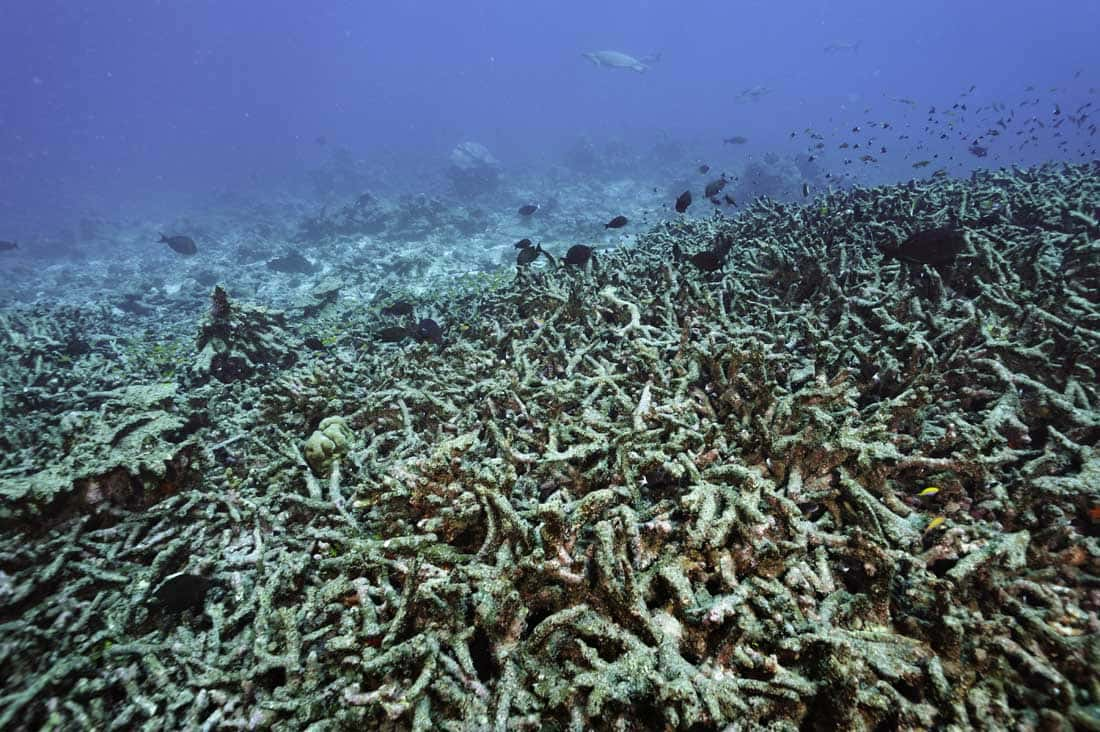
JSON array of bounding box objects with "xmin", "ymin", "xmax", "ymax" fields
[{"xmin": 2, "ymin": 0, "xmax": 1098, "ymax": 240}]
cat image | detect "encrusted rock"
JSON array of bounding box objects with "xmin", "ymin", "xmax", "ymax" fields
[{"xmin": 447, "ymin": 141, "xmax": 500, "ymax": 196}]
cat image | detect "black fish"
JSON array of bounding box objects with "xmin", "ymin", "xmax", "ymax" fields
[
  {"xmin": 304, "ymin": 336, "xmax": 326, "ymax": 350},
  {"xmin": 675, "ymin": 191, "xmax": 692, "ymax": 213},
  {"xmin": 877, "ymin": 226, "xmax": 967, "ymax": 266},
  {"xmin": 704, "ymin": 178, "xmax": 727, "ymax": 198},
  {"xmin": 415, "ymin": 318, "xmax": 443, "ymax": 346},
  {"xmin": 723, "ymin": 136, "xmax": 748, "ymax": 144},
  {"xmin": 713, "ymin": 233, "xmax": 734, "ymax": 258},
  {"xmin": 517, "ymin": 242, "xmax": 552, "ymax": 266},
  {"xmin": 563, "ymin": 244, "xmax": 594, "ymax": 266},
  {"xmin": 968, "ymin": 144, "xmax": 988, "ymax": 157},
  {"xmin": 379, "ymin": 325, "xmax": 410, "ymax": 342},
  {"xmin": 604, "ymin": 215, "xmax": 628, "ymax": 229},
  {"xmin": 381, "ymin": 301, "xmax": 415, "ymax": 317},
  {"xmin": 514, "ymin": 238, "xmax": 533, "ymax": 249},
  {"xmin": 724, "ymin": 194, "xmax": 737, "ymax": 206},
  {"xmin": 0, "ymin": 240, "xmax": 17, "ymax": 251},
  {"xmin": 151, "ymin": 572, "xmax": 211, "ymax": 613},
  {"xmin": 698, "ymin": 164, "xmax": 710, "ymax": 174},
  {"xmin": 518, "ymin": 204, "xmax": 540, "ymax": 216},
  {"xmin": 267, "ymin": 252, "xmax": 316, "ymax": 273},
  {"xmin": 159, "ymin": 234, "xmax": 197, "ymax": 255},
  {"xmin": 802, "ymin": 182, "xmax": 810, "ymax": 198},
  {"xmin": 689, "ymin": 251, "xmax": 723, "ymax": 272}
]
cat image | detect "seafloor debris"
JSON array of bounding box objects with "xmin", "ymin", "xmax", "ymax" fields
[{"xmin": 0, "ymin": 163, "xmax": 1098, "ymax": 730}]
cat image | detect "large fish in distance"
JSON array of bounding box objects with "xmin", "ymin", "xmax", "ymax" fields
[{"xmin": 582, "ymin": 50, "xmax": 654, "ymax": 73}]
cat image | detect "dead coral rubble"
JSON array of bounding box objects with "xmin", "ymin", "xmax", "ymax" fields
[
  {"xmin": 0, "ymin": 307, "xmax": 202, "ymax": 524},
  {"xmin": 1, "ymin": 163, "xmax": 1099, "ymax": 730}
]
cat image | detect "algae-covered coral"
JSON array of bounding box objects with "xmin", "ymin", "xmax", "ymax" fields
[{"xmin": 2, "ymin": 163, "xmax": 1099, "ymax": 730}]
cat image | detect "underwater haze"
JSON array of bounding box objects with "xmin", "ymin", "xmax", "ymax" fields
[
  {"xmin": 2, "ymin": 1, "xmax": 1100, "ymax": 730},
  {"xmin": 2, "ymin": 0, "xmax": 1098, "ymax": 233}
]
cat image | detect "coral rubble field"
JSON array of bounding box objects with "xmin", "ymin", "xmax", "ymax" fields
[{"xmin": 2, "ymin": 163, "xmax": 1099, "ymax": 730}]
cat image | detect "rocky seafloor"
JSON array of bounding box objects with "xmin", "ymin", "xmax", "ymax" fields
[{"xmin": 1, "ymin": 162, "xmax": 1099, "ymax": 731}]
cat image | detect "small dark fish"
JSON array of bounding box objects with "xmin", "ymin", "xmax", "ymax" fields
[
  {"xmin": 518, "ymin": 204, "xmax": 540, "ymax": 216},
  {"xmin": 514, "ymin": 238, "xmax": 533, "ymax": 249},
  {"xmin": 267, "ymin": 252, "xmax": 316, "ymax": 273},
  {"xmin": 118, "ymin": 294, "xmax": 153, "ymax": 316},
  {"xmin": 689, "ymin": 251, "xmax": 723, "ymax": 272},
  {"xmin": 675, "ymin": 191, "xmax": 692, "ymax": 213},
  {"xmin": 704, "ymin": 178, "xmax": 727, "ymax": 198},
  {"xmin": 698, "ymin": 164, "xmax": 710, "ymax": 174},
  {"xmin": 563, "ymin": 244, "xmax": 594, "ymax": 266},
  {"xmin": 304, "ymin": 336, "xmax": 326, "ymax": 350},
  {"xmin": 801, "ymin": 182, "xmax": 810, "ymax": 198},
  {"xmin": 912, "ymin": 160, "xmax": 932, "ymax": 169},
  {"xmin": 378, "ymin": 325, "xmax": 410, "ymax": 343},
  {"xmin": 315, "ymin": 135, "xmax": 328, "ymax": 146},
  {"xmin": 723, "ymin": 136, "xmax": 748, "ymax": 144},
  {"xmin": 415, "ymin": 318, "xmax": 443, "ymax": 346},
  {"xmin": 159, "ymin": 234, "xmax": 197, "ymax": 255},
  {"xmin": 968, "ymin": 144, "xmax": 988, "ymax": 157},
  {"xmin": 877, "ymin": 226, "xmax": 967, "ymax": 266},
  {"xmin": 381, "ymin": 301, "xmax": 414, "ymax": 317},
  {"xmin": 0, "ymin": 240, "xmax": 17, "ymax": 251},
  {"xmin": 151, "ymin": 572, "xmax": 211, "ymax": 613},
  {"xmin": 723, "ymin": 194, "xmax": 737, "ymax": 206},
  {"xmin": 604, "ymin": 215, "xmax": 628, "ymax": 229},
  {"xmin": 517, "ymin": 242, "xmax": 552, "ymax": 266}
]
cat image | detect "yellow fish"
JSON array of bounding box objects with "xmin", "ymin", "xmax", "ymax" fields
[
  {"xmin": 926, "ymin": 516, "xmax": 946, "ymax": 532},
  {"xmin": 918, "ymin": 486, "xmax": 940, "ymax": 496}
]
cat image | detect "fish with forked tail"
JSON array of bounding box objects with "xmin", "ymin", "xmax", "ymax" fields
[{"xmin": 582, "ymin": 50, "xmax": 656, "ymax": 72}]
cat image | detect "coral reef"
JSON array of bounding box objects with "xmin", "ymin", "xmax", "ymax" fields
[{"xmin": 1, "ymin": 163, "xmax": 1098, "ymax": 730}]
